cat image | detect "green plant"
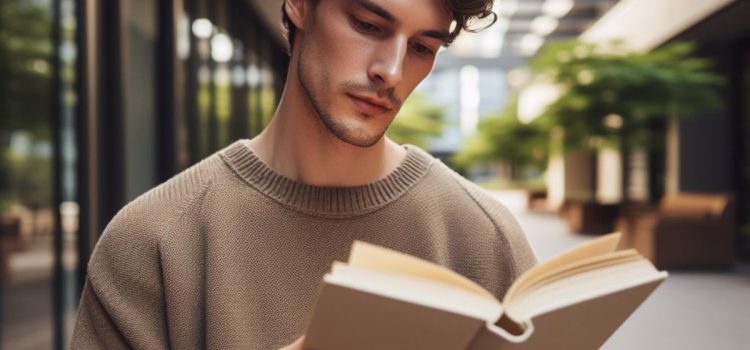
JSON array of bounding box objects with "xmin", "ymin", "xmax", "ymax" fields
[
  {"xmin": 453, "ymin": 97, "xmax": 550, "ymax": 178},
  {"xmin": 0, "ymin": 143, "xmax": 53, "ymax": 213},
  {"xmin": 529, "ymin": 40, "xmax": 724, "ymax": 201},
  {"xmin": 0, "ymin": 0, "xmax": 54, "ymax": 214},
  {"xmin": 0, "ymin": 0, "xmax": 53, "ymax": 138},
  {"xmin": 387, "ymin": 94, "xmax": 447, "ymax": 150},
  {"xmin": 531, "ymin": 41, "xmax": 723, "ymax": 152},
  {"xmin": 0, "ymin": 149, "xmax": 11, "ymax": 214}
]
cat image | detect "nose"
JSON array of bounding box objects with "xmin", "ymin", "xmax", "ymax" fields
[{"xmin": 368, "ymin": 36, "xmax": 407, "ymax": 88}]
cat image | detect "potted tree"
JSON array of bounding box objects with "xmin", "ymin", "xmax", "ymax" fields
[{"xmin": 528, "ymin": 41, "xmax": 723, "ymax": 234}]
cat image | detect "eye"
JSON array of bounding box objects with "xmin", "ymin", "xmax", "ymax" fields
[
  {"xmin": 410, "ymin": 42, "xmax": 435, "ymax": 57},
  {"xmin": 352, "ymin": 18, "xmax": 381, "ymax": 34}
]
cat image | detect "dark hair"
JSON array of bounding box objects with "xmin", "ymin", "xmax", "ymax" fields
[{"xmin": 281, "ymin": 0, "xmax": 497, "ymax": 53}]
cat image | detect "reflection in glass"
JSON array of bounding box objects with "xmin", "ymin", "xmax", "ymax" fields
[
  {"xmin": 1, "ymin": 0, "xmax": 79, "ymax": 347},
  {"xmin": 178, "ymin": 0, "xmax": 285, "ymax": 170},
  {"xmin": 58, "ymin": 0, "xmax": 80, "ymax": 345},
  {"xmin": 1, "ymin": 0, "xmax": 55, "ymax": 348}
]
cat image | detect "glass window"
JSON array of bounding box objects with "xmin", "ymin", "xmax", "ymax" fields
[
  {"xmin": 1, "ymin": 0, "xmax": 55, "ymax": 348},
  {"xmin": 1, "ymin": 0, "xmax": 80, "ymax": 347},
  {"xmin": 178, "ymin": 0, "xmax": 287, "ymax": 171}
]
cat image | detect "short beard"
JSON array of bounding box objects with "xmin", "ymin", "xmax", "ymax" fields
[{"xmin": 297, "ymin": 46, "xmax": 386, "ymax": 148}]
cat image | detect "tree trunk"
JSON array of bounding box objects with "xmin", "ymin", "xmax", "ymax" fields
[
  {"xmin": 665, "ymin": 103, "xmax": 680, "ymax": 196},
  {"xmin": 621, "ymin": 142, "xmax": 631, "ymax": 203}
]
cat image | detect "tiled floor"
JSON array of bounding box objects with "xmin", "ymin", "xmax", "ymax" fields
[{"xmin": 493, "ymin": 190, "xmax": 750, "ymax": 350}]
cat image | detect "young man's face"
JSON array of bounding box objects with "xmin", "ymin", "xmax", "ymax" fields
[{"xmin": 293, "ymin": 0, "xmax": 452, "ymax": 147}]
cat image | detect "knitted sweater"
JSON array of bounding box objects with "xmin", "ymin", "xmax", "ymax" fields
[{"xmin": 70, "ymin": 140, "xmax": 536, "ymax": 349}]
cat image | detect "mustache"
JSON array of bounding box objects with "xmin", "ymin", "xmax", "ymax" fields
[{"xmin": 340, "ymin": 81, "xmax": 402, "ymax": 108}]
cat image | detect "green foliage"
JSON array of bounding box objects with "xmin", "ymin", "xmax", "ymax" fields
[
  {"xmin": 453, "ymin": 40, "xmax": 723, "ymax": 177},
  {"xmin": 0, "ymin": 141, "xmax": 53, "ymax": 213},
  {"xmin": 453, "ymin": 98, "xmax": 549, "ymax": 170},
  {"xmin": 0, "ymin": 0, "xmax": 53, "ymax": 212},
  {"xmin": 530, "ymin": 40, "xmax": 724, "ymax": 151},
  {"xmin": 0, "ymin": 0, "xmax": 53, "ymax": 137},
  {"xmin": 0, "ymin": 150, "xmax": 11, "ymax": 212},
  {"xmin": 387, "ymin": 94, "xmax": 447, "ymax": 149},
  {"xmin": 8, "ymin": 149, "xmax": 52, "ymax": 209}
]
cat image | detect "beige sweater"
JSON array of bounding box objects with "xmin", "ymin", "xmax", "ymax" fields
[{"xmin": 70, "ymin": 140, "xmax": 536, "ymax": 349}]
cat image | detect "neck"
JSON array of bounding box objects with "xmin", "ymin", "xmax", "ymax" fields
[{"xmin": 248, "ymin": 68, "xmax": 406, "ymax": 187}]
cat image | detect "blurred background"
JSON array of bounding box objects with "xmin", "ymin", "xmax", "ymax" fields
[{"xmin": 0, "ymin": 0, "xmax": 748, "ymax": 349}]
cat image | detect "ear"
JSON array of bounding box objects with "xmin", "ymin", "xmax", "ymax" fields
[{"xmin": 285, "ymin": 0, "xmax": 307, "ymax": 30}]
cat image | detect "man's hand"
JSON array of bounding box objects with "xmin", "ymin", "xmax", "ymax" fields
[{"xmin": 279, "ymin": 335, "xmax": 305, "ymax": 350}]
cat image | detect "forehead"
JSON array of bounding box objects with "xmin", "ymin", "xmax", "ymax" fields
[{"xmin": 339, "ymin": 0, "xmax": 453, "ymax": 30}]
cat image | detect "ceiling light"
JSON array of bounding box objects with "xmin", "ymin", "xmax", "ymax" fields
[
  {"xmin": 192, "ymin": 18, "xmax": 213, "ymax": 39},
  {"xmin": 543, "ymin": 0, "xmax": 574, "ymax": 18},
  {"xmin": 211, "ymin": 33, "xmax": 234, "ymax": 62},
  {"xmin": 531, "ymin": 16, "xmax": 559, "ymax": 36}
]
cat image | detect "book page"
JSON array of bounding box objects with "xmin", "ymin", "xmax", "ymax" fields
[
  {"xmin": 505, "ymin": 259, "xmax": 667, "ymax": 321},
  {"xmin": 348, "ymin": 241, "xmax": 498, "ymax": 301},
  {"xmin": 503, "ymin": 232, "xmax": 622, "ymax": 302},
  {"xmin": 505, "ymin": 250, "xmax": 641, "ymax": 303},
  {"xmin": 327, "ymin": 263, "xmax": 503, "ymax": 322}
]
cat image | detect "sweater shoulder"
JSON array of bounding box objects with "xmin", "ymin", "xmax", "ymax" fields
[
  {"xmin": 444, "ymin": 166, "xmax": 515, "ymax": 228},
  {"xmin": 129, "ymin": 153, "xmax": 226, "ymax": 221},
  {"xmin": 114, "ymin": 153, "xmax": 224, "ymax": 231},
  {"xmin": 77, "ymin": 156, "xmax": 228, "ymax": 348},
  {"xmin": 427, "ymin": 161, "xmax": 512, "ymax": 218},
  {"xmin": 432, "ymin": 162, "xmax": 538, "ymax": 273},
  {"xmin": 87, "ymin": 153, "xmax": 225, "ymax": 277}
]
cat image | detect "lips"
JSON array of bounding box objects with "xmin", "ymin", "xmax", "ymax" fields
[{"xmin": 347, "ymin": 93, "xmax": 393, "ymax": 115}]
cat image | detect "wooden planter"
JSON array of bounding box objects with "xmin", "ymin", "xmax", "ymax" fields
[
  {"xmin": 560, "ymin": 200, "xmax": 622, "ymax": 235},
  {"xmin": 1, "ymin": 215, "xmax": 22, "ymax": 278},
  {"xmin": 615, "ymin": 194, "xmax": 735, "ymax": 269},
  {"xmin": 526, "ymin": 190, "xmax": 549, "ymax": 213}
]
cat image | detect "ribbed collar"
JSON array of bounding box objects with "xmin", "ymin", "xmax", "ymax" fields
[{"xmin": 219, "ymin": 140, "xmax": 435, "ymax": 218}]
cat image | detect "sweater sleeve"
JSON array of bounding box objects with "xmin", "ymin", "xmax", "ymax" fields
[
  {"xmin": 70, "ymin": 278, "xmax": 133, "ymax": 349},
  {"xmin": 69, "ymin": 154, "xmax": 221, "ymax": 349},
  {"xmin": 486, "ymin": 199, "xmax": 538, "ymax": 276},
  {"xmin": 451, "ymin": 173, "xmax": 538, "ymax": 281},
  {"xmin": 70, "ymin": 205, "xmax": 171, "ymax": 349}
]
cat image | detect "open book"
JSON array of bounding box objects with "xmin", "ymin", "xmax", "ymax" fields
[{"xmin": 303, "ymin": 233, "xmax": 667, "ymax": 350}]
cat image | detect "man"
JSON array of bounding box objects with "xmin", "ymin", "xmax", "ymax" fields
[{"xmin": 71, "ymin": 0, "xmax": 536, "ymax": 349}]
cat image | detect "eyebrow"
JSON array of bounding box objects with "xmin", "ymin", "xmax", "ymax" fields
[
  {"xmin": 354, "ymin": 0, "xmax": 397, "ymax": 23},
  {"xmin": 422, "ymin": 30, "xmax": 451, "ymax": 43},
  {"xmin": 353, "ymin": 0, "xmax": 451, "ymax": 43}
]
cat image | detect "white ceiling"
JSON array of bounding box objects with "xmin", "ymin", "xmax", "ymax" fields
[{"xmin": 581, "ymin": 0, "xmax": 736, "ymax": 51}]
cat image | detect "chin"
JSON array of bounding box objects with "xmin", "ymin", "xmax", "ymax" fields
[
  {"xmin": 336, "ymin": 128, "xmax": 387, "ymax": 148},
  {"xmin": 326, "ymin": 120, "xmax": 387, "ymax": 148}
]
